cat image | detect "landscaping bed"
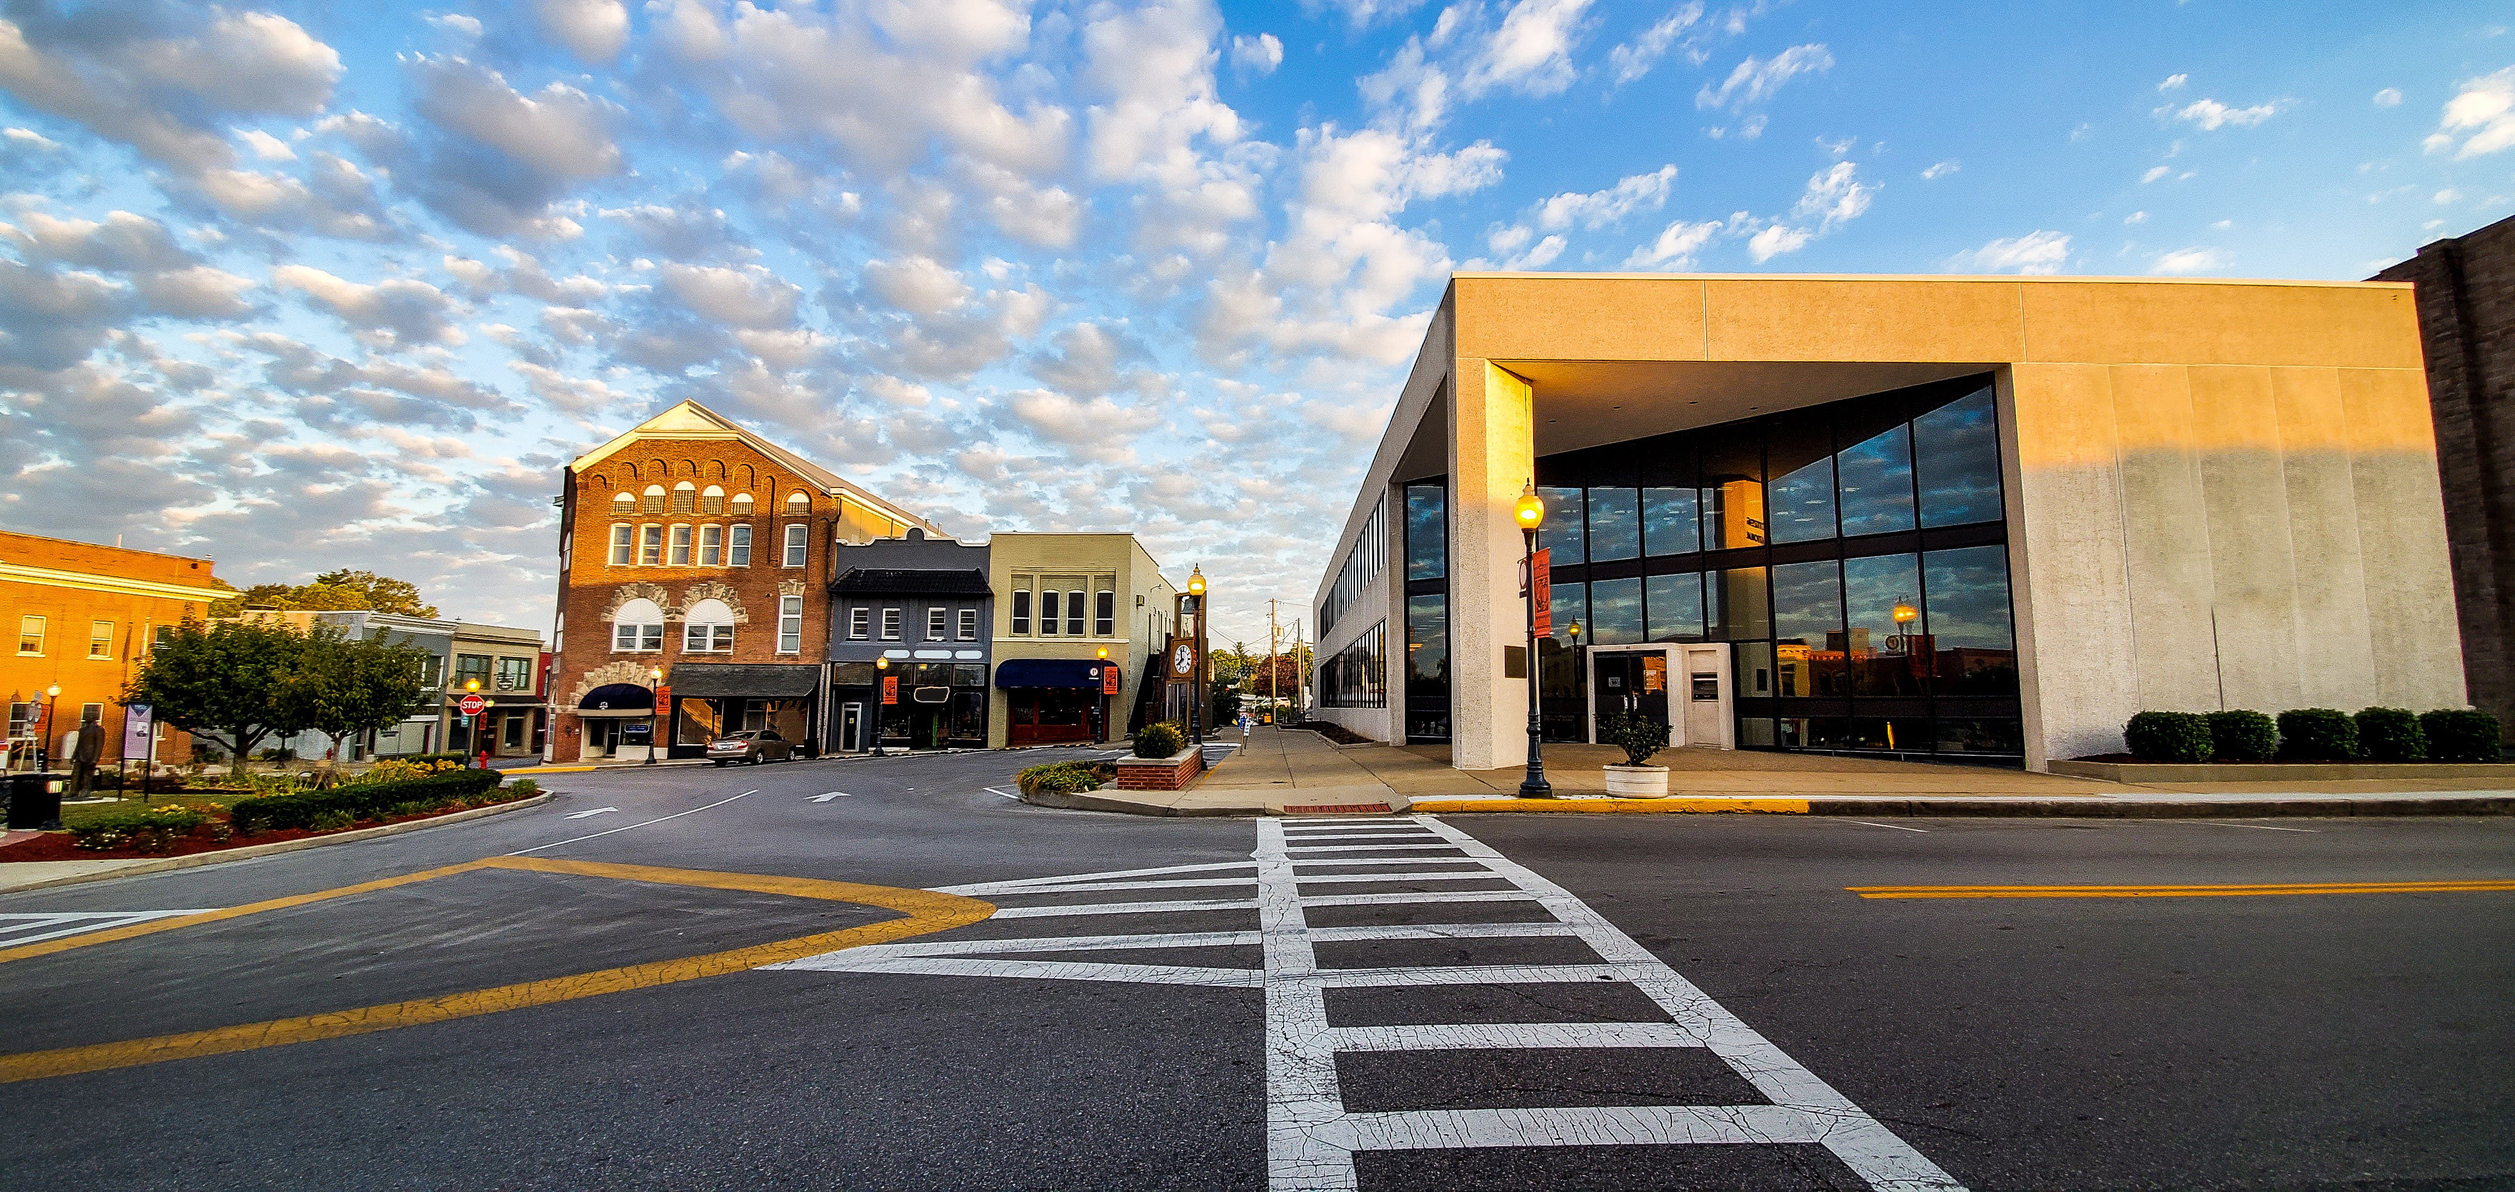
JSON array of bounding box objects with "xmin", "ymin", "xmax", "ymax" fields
[
  {"xmin": 1292, "ymin": 720, "xmax": 1371, "ymax": 746},
  {"xmin": 2, "ymin": 769, "xmax": 538, "ymax": 863}
]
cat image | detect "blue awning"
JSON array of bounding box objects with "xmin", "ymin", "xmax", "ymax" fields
[
  {"xmin": 577, "ymin": 683, "xmax": 654, "ymax": 713},
  {"xmin": 995, "ymin": 659, "xmax": 1117, "ymax": 689}
]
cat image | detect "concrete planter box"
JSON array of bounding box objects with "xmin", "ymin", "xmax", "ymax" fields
[
  {"xmin": 1114, "ymin": 747, "xmax": 1204, "ymax": 792},
  {"xmin": 1602, "ymin": 763, "xmax": 1670, "ymax": 797},
  {"xmin": 2052, "ymin": 759, "xmax": 2514, "ymax": 783}
]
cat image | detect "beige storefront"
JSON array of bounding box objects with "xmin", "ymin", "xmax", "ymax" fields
[{"xmin": 985, "ymin": 533, "xmax": 1179, "ymax": 749}]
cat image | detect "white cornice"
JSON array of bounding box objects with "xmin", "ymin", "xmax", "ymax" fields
[{"xmin": 1, "ymin": 562, "xmax": 225, "ymax": 604}]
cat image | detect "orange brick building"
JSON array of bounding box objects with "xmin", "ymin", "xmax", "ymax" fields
[
  {"xmin": 2, "ymin": 529, "xmax": 222, "ymax": 769},
  {"xmin": 547, "ymin": 402, "xmax": 942, "ymax": 762}
]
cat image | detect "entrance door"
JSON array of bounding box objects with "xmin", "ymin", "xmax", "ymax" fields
[
  {"xmin": 1678, "ymin": 643, "xmax": 1733, "ymax": 750},
  {"xmin": 586, "ymin": 719, "xmax": 617, "ymax": 758},
  {"xmin": 1590, "ymin": 653, "xmax": 1669, "ymax": 741},
  {"xmin": 838, "ymin": 703, "xmax": 863, "ymax": 753}
]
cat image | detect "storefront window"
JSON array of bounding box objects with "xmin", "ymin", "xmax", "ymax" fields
[
  {"xmin": 1707, "ymin": 567, "xmax": 1769, "ymax": 641},
  {"xmin": 1405, "ymin": 485, "xmax": 1446, "ymax": 581},
  {"xmin": 1923, "ymin": 544, "xmax": 2017, "ymax": 696},
  {"xmin": 1588, "ymin": 577, "xmax": 1642, "ymax": 644},
  {"xmin": 1536, "ymin": 486, "xmax": 1585, "ymax": 565},
  {"xmin": 676, "ymin": 699, "xmax": 723, "ymax": 744},
  {"xmin": 1405, "ymin": 593, "xmax": 1448, "ymax": 742},
  {"xmin": 1646, "ymin": 573, "xmax": 1703, "ymax": 642},
  {"xmin": 1842, "ymin": 553, "xmax": 1926, "ymax": 697},
  {"xmin": 1587, "ymin": 488, "xmax": 1640, "ymax": 562},
  {"xmin": 1771, "ymin": 559, "xmax": 1843, "ymax": 698},
  {"xmin": 1915, "ymin": 387, "xmax": 2002, "ymax": 527},
  {"xmin": 1642, "ymin": 487, "xmax": 1699, "ymax": 556},
  {"xmin": 1765, "ymin": 420, "xmax": 1836, "ymax": 544},
  {"xmin": 1836, "ymin": 421, "xmax": 1917, "ymax": 536}
]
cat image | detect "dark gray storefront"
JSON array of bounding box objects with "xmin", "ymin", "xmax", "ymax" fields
[
  {"xmin": 826, "ymin": 531, "xmax": 992, "ymax": 752},
  {"xmin": 662, "ymin": 663, "xmax": 820, "ymax": 759}
]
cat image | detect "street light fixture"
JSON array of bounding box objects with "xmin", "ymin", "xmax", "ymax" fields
[
  {"xmin": 41, "ymin": 684, "xmax": 61, "ymax": 772},
  {"xmin": 1515, "ymin": 482, "xmax": 1551, "ymax": 798},
  {"xmin": 1184, "ymin": 566, "xmax": 1208, "ymax": 746},
  {"xmin": 871, "ymin": 657, "xmax": 888, "ymax": 757},
  {"xmin": 644, "ymin": 666, "xmax": 662, "ymax": 765}
]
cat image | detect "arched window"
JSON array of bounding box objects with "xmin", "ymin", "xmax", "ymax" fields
[
  {"xmin": 683, "ymin": 598, "xmax": 734, "ymax": 653},
  {"xmin": 730, "ymin": 492, "xmax": 755, "ymax": 516},
  {"xmin": 611, "ymin": 491, "xmax": 635, "ymax": 516},
  {"xmin": 700, "ymin": 485, "xmax": 725, "ymax": 516},
  {"xmin": 611, "ymin": 598, "xmax": 664, "ymax": 653},
  {"xmin": 641, "ymin": 484, "xmax": 666, "ymax": 514},
  {"xmin": 786, "ymin": 491, "xmax": 810, "ymax": 514},
  {"xmin": 671, "ymin": 481, "xmax": 697, "ymax": 514}
]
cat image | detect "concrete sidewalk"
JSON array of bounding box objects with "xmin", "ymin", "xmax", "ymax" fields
[{"xmin": 1028, "ymin": 726, "xmax": 2515, "ymax": 818}]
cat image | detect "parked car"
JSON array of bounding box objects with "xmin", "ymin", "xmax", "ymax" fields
[{"xmin": 709, "ymin": 730, "xmax": 795, "ymax": 765}]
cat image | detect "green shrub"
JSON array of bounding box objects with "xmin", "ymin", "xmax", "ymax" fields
[
  {"xmin": 308, "ymin": 809, "xmax": 355, "ymax": 832},
  {"xmin": 2276, "ymin": 708, "xmax": 2358, "ymax": 761},
  {"xmin": 67, "ymin": 805, "xmax": 210, "ymax": 853},
  {"xmin": 1598, "ymin": 711, "xmax": 1671, "ymax": 767},
  {"xmin": 2205, "ymin": 710, "xmax": 2278, "ymax": 762},
  {"xmin": 1134, "ymin": 720, "xmax": 1186, "ymax": 759},
  {"xmin": 2421, "ymin": 709, "xmax": 2503, "ymax": 763},
  {"xmin": 2353, "ymin": 707, "xmax": 2425, "ymax": 762},
  {"xmin": 504, "ymin": 778, "xmax": 540, "ymax": 797},
  {"xmin": 229, "ymin": 769, "xmax": 504, "ymax": 834},
  {"xmin": 2123, "ymin": 712, "xmax": 2211, "ymax": 763},
  {"xmin": 1016, "ymin": 760, "xmax": 1117, "ymax": 795}
]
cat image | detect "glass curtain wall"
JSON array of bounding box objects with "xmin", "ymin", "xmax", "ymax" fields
[
  {"xmin": 1533, "ymin": 376, "xmax": 2020, "ymax": 760},
  {"xmin": 1403, "ymin": 482, "xmax": 1449, "ymax": 742}
]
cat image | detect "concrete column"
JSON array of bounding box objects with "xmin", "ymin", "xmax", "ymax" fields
[
  {"xmin": 2007, "ymin": 363, "xmax": 2139, "ymax": 768},
  {"xmin": 1447, "ymin": 360, "xmax": 1537, "ymax": 771}
]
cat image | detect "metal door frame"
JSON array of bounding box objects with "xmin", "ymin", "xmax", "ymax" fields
[{"xmin": 1581, "ymin": 643, "xmax": 1676, "ymax": 745}]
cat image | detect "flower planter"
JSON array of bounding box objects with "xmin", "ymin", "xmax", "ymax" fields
[{"xmin": 1602, "ymin": 763, "xmax": 1670, "ymax": 798}]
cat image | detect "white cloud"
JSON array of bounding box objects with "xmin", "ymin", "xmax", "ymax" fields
[
  {"xmin": 1623, "ymin": 218, "xmax": 1721, "ymax": 269},
  {"xmin": 1606, "ymin": 1, "xmax": 1703, "ymax": 86},
  {"xmin": 1532, "ymin": 164, "xmax": 1676, "ymax": 230},
  {"xmin": 2160, "ymin": 97, "xmax": 2285, "ymax": 130},
  {"xmin": 2374, "ymin": 87, "xmax": 2403, "ymax": 108},
  {"xmin": 237, "ymin": 128, "xmax": 296, "ymax": 161},
  {"xmin": 2424, "ymin": 67, "xmax": 2515, "ymax": 158},
  {"xmin": 274, "ymin": 265, "xmax": 466, "ymax": 348},
  {"xmin": 1946, "ymin": 230, "xmax": 2070, "ymax": 275},
  {"xmin": 535, "ymin": 0, "xmax": 630, "ymax": 64},
  {"xmin": 2141, "ymin": 165, "xmax": 2172, "ymax": 183},
  {"xmin": 1301, "ymin": 0, "xmax": 1428, "ymax": 28},
  {"xmin": 2158, "ymin": 73, "xmax": 2188, "ymax": 93},
  {"xmin": 1230, "ymin": 32, "xmax": 1283, "ymax": 74},
  {"xmin": 660, "ymin": 263, "xmax": 800, "ymax": 328},
  {"xmin": 1746, "ymin": 223, "xmax": 1810, "ymax": 262},
  {"xmin": 1697, "ymin": 44, "xmax": 1832, "ymax": 111},
  {"xmin": 4, "ymin": 126, "xmax": 59, "ymax": 149},
  {"xmin": 1920, "ymin": 160, "xmax": 1959, "ymax": 180},
  {"xmin": 2436, "ymin": 188, "xmax": 2464, "ymax": 204},
  {"xmin": 412, "ymin": 58, "xmax": 623, "ymax": 182},
  {"xmin": 2123, "ymin": 210, "xmax": 2148, "ymax": 224},
  {"xmin": 1792, "ymin": 161, "xmax": 1874, "ymax": 231},
  {"xmin": 864, "ymin": 255, "xmax": 975, "ymax": 317},
  {"xmin": 2149, "ymin": 246, "xmax": 2232, "ymax": 275},
  {"xmin": 1461, "ymin": 0, "xmax": 1596, "ymax": 99}
]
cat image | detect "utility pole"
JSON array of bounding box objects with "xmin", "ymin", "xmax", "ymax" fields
[{"xmin": 1266, "ymin": 599, "xmax": 1281, "ymax": 717}]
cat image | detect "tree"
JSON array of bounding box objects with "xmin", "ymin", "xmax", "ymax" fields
[
  {"xmin": 124, "ymin": 621, "xmax": 431, "ymax": 776},
  {"xmin": 209, "ymin": 569, "xmax": 439, "ymax": 618}
]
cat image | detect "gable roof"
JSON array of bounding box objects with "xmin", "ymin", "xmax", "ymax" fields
[{"xmin": 570, "ymin": 400, "xmax": 943, "ymax": 536}]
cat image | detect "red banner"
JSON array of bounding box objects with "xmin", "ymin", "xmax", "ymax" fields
[
  {"xmin": 1101, "ymin": 666, "xmax": 1121, "ymax": 695},
  {"xmin": 1531, "ymin": 548, "xmax": 1553, "ymax": 637},
  {"xmin": 654, "ymin": 685, "xmax": 672, "ymax": 717},
  {"xmin": 882, "ymin": 676, "xmax": 899, "ymax": 705}
]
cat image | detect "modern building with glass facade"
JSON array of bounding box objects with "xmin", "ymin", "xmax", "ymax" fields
[{"xmin": 1310, "ymin": 273, "xmax": 2467, "ymax": 772}]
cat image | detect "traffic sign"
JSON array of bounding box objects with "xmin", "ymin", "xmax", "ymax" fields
[{"xmin": 457, "ymin": 693, "xmax": 486, "ymax": 716}]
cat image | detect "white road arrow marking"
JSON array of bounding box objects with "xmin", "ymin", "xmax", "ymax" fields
[
  {"xmin": 564, "ymin": 806, "xmax": 619, "ymax": 820},
  {"xmin": 809, "ymin": 791, "xmax": 851, "ymax": 802}
]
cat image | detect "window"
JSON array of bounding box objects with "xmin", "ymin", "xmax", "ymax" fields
[
  {"xmin": 17, "ymin": 615, "xmax": 43, "ymax": 656},
  {"xmin": 959, "ymin": 608, "xmax": 978, "ymax": 641},
  {"xmin": 684, "ymin": 622, "xmax": 734, "ymax": 652},
  {"xmin": 453, "ymin": 653, "xmax": 492, "ymax": 687},
  {"xmin": 1066, "ymin": 590, "xmax": 1085, "ymax": 636},
  {"xmin": 778, "ymin": 596, "xmax": 804, "ymax": 654},
  {"xmin": 495, "ymin": 656, "xmax": 534, "ymax": 691},
  {"xmin": 151, "ymin": 625, "xmax": 174, "ymax": 654},
  {"xmin": 669, "ymin": 524, "xmax": 693, "ymax": 566},
  {"xmin": 1321, "ymin": 495, "xmax": 1388, "ymax": 636},
  {"xmin": 700, "ymin": 485, "xmax": 725, "ymax": 516},
  {"xmin": 1321, "ymin": 623, "xmax": 1386, "ymax": 708},
  {"xmin": 880, "ymin": 608, "xmax": 902, "ymax": 640},
  {"xmin": 731, "ymin": 492, "xmax": 754, "ymax": 516},
  {"xmin": 640, "ymin": 524, "xmax": 663, "ymax": 566},
  {"xmin": 699, "ymin": 524, "xmax": 723, "ymax": 566},
  {"xmin": 609, "ymin": 524, "xmax": 634, "ymax": 566},
  {"xmin": 418, "ymin": 654, "xmax": 443, "ymax": 688},
  {"xmin": 1094, "ymin": 591, "xmax": 1115, "ymax": 636},
  {"xmin": 1039, "ymin": 590, "xmax": 1060, "ymax": 636},
  {"xmin": 1011, "ymin": 589, "xmax": 1031, "ymax": 635},
  {"xmin": 787, "ymin": 491, "xmax": 811, "ymax": 514},
  {"xmin": 1405, "ymin": 484, "xmax": 1446, "ymax": 582},
  {"xmin": 642, "ymin": 484, "xmax": 666, "ymax": 514},
  {"xmin": 8, "ymin": 702, "xmax": 34, "ymax": 741},
  {"xmin": 782, "ymin": 523, "xmax": 808, "ymax": 567},
  {"xmin": 671, "ymin": 481, "xmax": 696, "ymax": 514},
  {"xmin": 729, "ymin": 524, "xmax": 752, "ymax": 567},
  {"xmin": 611, "ymin": 491, "xmax": 635, "ymax": 516},
  {"xmin": 927, "ymin": 607, "xmax": 948, "ymax": 641},
  {"xmin": 850, "ymin": 607, "xmax": 871, "ymax": 639},
  {"xmin": 89, "ymin": 620, "xmax": 113, "ymax": 659},
  {"xmin": 612, "ymin": 598, "xmax": 664, "ymax": 653}
]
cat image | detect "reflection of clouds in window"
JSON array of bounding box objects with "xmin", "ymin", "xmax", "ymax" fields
[
  {"xmin": 1405, "ymin": 594, "xmax": 1447, "ymax": 686},
  {"xmin": 1921, "ymin": 546, "xmax": 2013, "ymax": 647},
  {"xmin": 1406, "ymin": 484, "xmax": 1447, "ymax": 582},
  {"xmin": 1643, "ymin": 487, "xmax": 1699, "ymax": 555},
  {"xmin": 1588, "ymin": 488, "xmax": 1640, "ymax": 561},
  {"xmin": 1537, "ymin": 486, "xmax": 1585, "ymax": 565},
  {"xmin": 1914, "ymin": 388, "xmax": 2002, "ymax": 527},
  {"xmin": 1770, "ymin": 560, "xmax": 1840, "ymax": 642},
  {"xmin": 1547, "ymin": 581, "xmax": 1587, "ymax": 643},
  {"xmin": 1837, "ymin": 422, "xmax": 1916, "ymax": 535},
  {"xmin": 1646, "ymin": 573, "xmax": 1704, "ymax": 642},
  {"xmin": 1589, "ymin": 577, "xmax": 1642, "ymax": 643}
]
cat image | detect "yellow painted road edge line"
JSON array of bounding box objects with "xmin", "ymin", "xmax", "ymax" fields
[
  {"xmin": 1848, "ymin": 879, "xmax": 2515, "ymax": 899},
  {"xmin": 0, "ymin": 858, "xmax": 994, "ymax": 1084},
  {"xmin": 1409, "ymin": 798, "xmax": 1811, "ymax": 814}
]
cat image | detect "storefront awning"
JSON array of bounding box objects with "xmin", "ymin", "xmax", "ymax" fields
[
  {"xmin": 666, "ymin": 663, "xmax": 822, "ymax": 699},
  {"xmin": 577, "ymin": 683, "xmax": 654, "ymax": 717},
  {"xmin": 829, "ymin": 568, "xmax": 993, "ymax": 596},
  {"xmin": 995, "ymin": 659, "xmax": 1116, "ymax": 689}
]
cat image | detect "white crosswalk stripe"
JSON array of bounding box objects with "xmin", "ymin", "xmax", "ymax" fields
[
  {"xmin": 0, "ymin": 910, "xmax": 218, "ymax": 948},
  {"xmin": 767, "ymin": 814, "xmax": 1964, "ymax": 1191}
]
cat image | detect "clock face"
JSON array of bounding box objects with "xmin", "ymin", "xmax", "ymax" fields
[{"xmin": 1172, "ymin": 642, "xmax": 1195, "ymax": 676}]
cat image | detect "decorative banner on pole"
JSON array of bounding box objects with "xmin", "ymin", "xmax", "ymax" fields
[
  {"xmin": 882, "ymin": 675, "xmax": 899, "ymax": 705},
  {"xmin": 1531, "ymin": 548, "xmax": 1553, "ymax": 638},
  {"xmin": 655, "ymin": 685, "xmax": 672, "ymax": 718},
  {"xmin": 1101, "ymin": 666, "xmax": 1121, "ymax": 695}
]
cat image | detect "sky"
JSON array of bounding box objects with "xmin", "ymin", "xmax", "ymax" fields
[{"xmin": 1, "ymin": 0, "xmax": 2510, "ymax": 649}]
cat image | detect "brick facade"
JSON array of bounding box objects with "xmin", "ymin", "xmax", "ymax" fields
[
  {"xmin": 546, "ymin": 402, "xmax": 936, "ymax": 762},
  {"xmin": 1112, "ymin": 747, "xmax": 1204, "ymax": 790},
  {"xmin": 2376, "ymin": 217, "xmax": 2515, "ymax": 728},
  {"xmin": 2, "ymin": 530, "xmax": 221, "ymax": 768}
]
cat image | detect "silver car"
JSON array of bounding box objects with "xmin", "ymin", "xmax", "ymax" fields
[{"xmin": 708, "ymin": 730, "xmax": 795, "ymax": 765}]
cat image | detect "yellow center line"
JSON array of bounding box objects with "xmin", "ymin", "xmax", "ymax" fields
[
  {"xmin": 1847, "ymin": 879, "xmax": 2515, "ymax": 900},
  {"xmin": 0, "ymin": 858, "xmax": 994, "ymax": 1084}
]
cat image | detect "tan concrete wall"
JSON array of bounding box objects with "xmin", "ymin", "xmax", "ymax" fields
[{"xmin": 1447, "ymin": 361, "xmax": 1539, "ymax": 770}]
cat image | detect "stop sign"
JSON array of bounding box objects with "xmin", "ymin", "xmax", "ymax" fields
[{"xmin": 457, "ymin": 693, "xmax": 486, "ymax": 716}]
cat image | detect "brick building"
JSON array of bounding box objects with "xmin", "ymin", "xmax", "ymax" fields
[
  {"xmin": 547, "ymin": 401, "xmax": 942, "ymax": 762},
  {"xmin": 3, "ymin": 529, "xmax": 221, "ymax": 770},
  {"xmin": 2376, "ymin": 215, "xmax": 2515, "ymax": 730}
]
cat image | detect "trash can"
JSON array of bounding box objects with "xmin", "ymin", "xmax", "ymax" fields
[{"xmin": 5, "ymin": 771, "xmax": 66, "ymax": 831}]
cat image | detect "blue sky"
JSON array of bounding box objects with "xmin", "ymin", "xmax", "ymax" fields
[{"xmin": 0, "ymin": 0, "xmax": 2508, "ymax": 646}]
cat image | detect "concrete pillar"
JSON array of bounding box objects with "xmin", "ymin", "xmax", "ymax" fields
[{"xmin": 1448, "ymin": 360, "xmax": 1537, "ymax": 770}]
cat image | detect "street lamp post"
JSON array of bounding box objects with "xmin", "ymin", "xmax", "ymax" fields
[
  {"xmin": 644, "ymin": 667, "xmax": 662, "ymax": 765},
  {"xmin": 871, "ymin": 657, "xmax": 888, "ymax": 757},
  {"xmin": 40, "ymin": 683, "xmax": 61, "ymax": 771},
  {"xmin": 1515, "ymin": 485, "xmax": 1552, "ymax": 798},
  {"xmin": 1095, "ymin": 646, "xmax": 1110, "ymax": 743},
  {"xmin": 1185, "ymin": 566, "xmax": 1207, "ymax": 746}
]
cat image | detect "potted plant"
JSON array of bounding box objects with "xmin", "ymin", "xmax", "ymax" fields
[{"xmin": 1598, "ymin": 711, "xmax": 1672, "ymax": 797}]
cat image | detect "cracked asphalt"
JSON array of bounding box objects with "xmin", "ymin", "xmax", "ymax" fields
[{"xmin": 1, "ymin": 750, "xmax": 2510, "ymax": 1191}]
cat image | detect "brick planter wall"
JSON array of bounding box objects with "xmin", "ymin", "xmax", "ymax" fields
[{"xmin": 1113, "ymin": 748, "xmax": 1203, "ymax": 791}]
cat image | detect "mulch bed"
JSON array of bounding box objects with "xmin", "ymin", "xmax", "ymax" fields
[
  {"xmin": 1293, "ymin": 721, "xmax": 1372, "ymax": 746},
  {"xmin": 0, "ymin": 798, "xmax": 531, "ymax": 864}
]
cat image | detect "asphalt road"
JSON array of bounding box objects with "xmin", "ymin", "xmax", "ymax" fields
[{"xmin": 1, "ymin": 750, "xmax": 2510, "ymax": 1191}]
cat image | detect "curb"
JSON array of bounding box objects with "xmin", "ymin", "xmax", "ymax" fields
[
  {"xmin": 1016, "ymin": 788, "xmax": 1248, "ymax": 817},
  {"xmin": 0, "ymin": 793, "xmax": 556, "ymax": 895},
  {"xmin": 1412, "ymin": 795, "xmax": 2515, "ymax": 818}
]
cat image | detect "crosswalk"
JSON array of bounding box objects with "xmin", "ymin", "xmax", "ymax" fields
[
  {"xmin": 772, "ymin": 814, "xmax": 1965, "ymax": 1190},
  {"xmin": 0, "ymin": 910, "xmax": 217, "ymax": 949}
]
